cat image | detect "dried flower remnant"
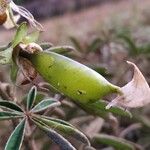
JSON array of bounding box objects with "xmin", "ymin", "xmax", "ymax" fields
[
  {"xmin": 0, "ymin": 0, "xmax": 10, "ymax": 24},
  {"xmin": 14, "ymin": 42, "xmax": 43, "ymax": 85},
  {"xmin": 0, "ymin": 0, "xmax": 10, "ymax": 14},
  {"xmin": 106, "ymin": 61, "xmax": 150, "ymax": 109},
  {"xmin": 3, "ymin": 9, "xmax": 20, "ymax": 28},
  {"xmin": 19, "ymin": 43, "xmax": 43, "ymax": 54},
  {"xmin": 0, "ymin": 0, "xmax": 43, "ymax": 30}
]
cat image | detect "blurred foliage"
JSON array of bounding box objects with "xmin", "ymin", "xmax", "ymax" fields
[
  {"xmin": 13, "ymin": 0, "xmax": 30, "ymax": 4},
  {"xmin": 1, "ymin": 1, "xmax": 150, "ymax": 150},
  {"xmin": 0, "ymin": 86, "xmax": 91, "ymax": 150}
]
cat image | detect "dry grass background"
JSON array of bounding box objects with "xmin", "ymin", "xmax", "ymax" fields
[
  {"xmin": 0, "ymin": 0, "xmax": 150, "ymax": 45},
  {"xmin": 0, "ymin": 0, "xmax": 150, "ymax": 149}
]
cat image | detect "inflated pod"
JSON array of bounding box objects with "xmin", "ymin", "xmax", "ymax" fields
[{"xmin": 25, "ymin": 51, "xmax": 121, "ymax": 104}]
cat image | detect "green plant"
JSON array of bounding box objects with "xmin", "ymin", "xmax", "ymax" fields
[
  {"xmin": 0, "ymin": 86, "xmax": 90, "ymax": 150},
  {"xmin": 118, "ymin": 32, "xmax": 150, "ymax": 57},
  {"xmin": 0, "ymin": 22, "xmax": 131, "ymax": 116}
]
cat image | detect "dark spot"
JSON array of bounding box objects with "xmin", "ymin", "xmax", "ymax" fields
[
  {"xmin": 64, "ymin": 86, "xmax": 67, "ymax": 89},
  {"xmin": 48, "ymin": 64, "xmax": 53, "ymax": 68},
  {"xmin": 77, "ymin": 90, "xmax": 86, "ymax": 95},
  {"xmin": 77, "ymin": 90, "xmax": 82, "ymax": 95}
]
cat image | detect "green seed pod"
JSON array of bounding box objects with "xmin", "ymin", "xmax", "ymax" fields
[{"xmin": 25, "ymin": 51, "xmax": 121, "ymax": 104}]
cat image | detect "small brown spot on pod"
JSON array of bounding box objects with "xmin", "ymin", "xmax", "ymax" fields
[
  {"xmin": 77, "ymin": 90, "xmax": 86, "ymax": 95},
  {"xmin": 64, "ymin": 86, "xmax": 67, "ymax": 89}
]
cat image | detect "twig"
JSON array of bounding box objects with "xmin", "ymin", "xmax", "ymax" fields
[
  {"xmin": 24, "ymin": 118, "xmax": 39, "ymax": 150},
  {"xmin": 119, "ymin": 123, "xmax": 142, "ymax": 138}
]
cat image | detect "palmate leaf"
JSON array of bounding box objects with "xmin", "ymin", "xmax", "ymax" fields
[
  {"xmin": 0, "ymin": 111, "xmax": 23, "ymax": 120},
  {"xmin": 41, "ymin": 116, "xmax": 74, "ymax": 127},
  {"xmin": 12, "ymin": 22, "xmax": 28, "ymax": 48},
  {"xmin": 32, "ymin": 115, "xmax": 90, "ymax": 146},
  {"xmin": 46, "ymin": 46, "xmax": 76, "ymax": 54},
  {"xmin": 40, "ymin": 42, "xmax": 53, "ymax": 50},
  {"xmin": 33, "ymin": 93, "xmax": 45, "ymax": 105},
  {"xmin": 27, "ymin": 86, "xmax": 37, "ymax": 111},
  {"xmin": 76, "ymin": 100, "xmax": 131, "ymax": 118},
  {"xmin": 5, "ymin": 119, "xmax": 26, "ymax": 150},
  {"xmin": 92, "ymin": 134, "xmax": 135, "ymax": 150},
  {"xmin": 23, "ymin": 93, "xmax": 45, "ymax": 106},
  {"xmin": 0, "ymin": 100, "xmax": 23, "ymax": 112},
  {"xmin": 32, "ymin": 118, "xmax": 76, "ymax": 150},
  {"xmin": 31, "ymin": 98, "xmax": 61, "ymax": 113},
  {"xmin": 0, "ymin": 47, "xmax": 13, "ymax": 64},
  {"xmin": 45, "ymin": 129, "xmax": 76, "ymax": 150}
]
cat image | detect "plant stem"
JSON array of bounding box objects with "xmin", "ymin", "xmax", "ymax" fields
[
  {"xmin": 25, "ymin": 118, "xmax": 39, "ymax": 150},
  {"xmin": 8, "ymin": 6, "xmax": 18, "ymax": 28}
]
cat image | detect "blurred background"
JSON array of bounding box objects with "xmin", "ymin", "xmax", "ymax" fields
[{"xmin": 0, "ymin": 0, "xmax": 150, "ymax": 150}]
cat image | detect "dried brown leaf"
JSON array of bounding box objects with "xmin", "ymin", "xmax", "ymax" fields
[
  {"xmin": 18, "ymin": 57, "xmax": 37, "ymax": 85},
  {"xmin": 106, "ymin": 61, "xmax": 150, "ymax": 109}
]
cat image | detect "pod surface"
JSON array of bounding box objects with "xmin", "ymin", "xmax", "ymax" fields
[{"xmin": 28, "ymin": 52, "xmax": 120, "ymax": 103}]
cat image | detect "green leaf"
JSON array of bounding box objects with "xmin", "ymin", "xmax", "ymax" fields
[
  {"xmin": 0, "ymin": 100, "xmax": 23, "ymax": 112},
  {"xmin": 132, "ymin": 113, "xmax": 150, "ymax": 128},
  {"xmin": 12, "ymin": 22, "xmax": 28, "ymax": 48},
  {"xmin": 47, "ymin": 46, "xmax": 75, "ymax": 54},
  {"xmin": 0, "ymin": 45, "xmax": 10, "ymax": 51},
  {"xmin": 69, "ymin": 36, "xmax": 83, "ymax": 52},
  {"xmin": 33, "ymin": 115, "xmax": 90, "ymax": 145},
  {"xmin": 118, "ymin": 33, "xmax": 138, "ymax": 56},
  {"xmin": 0, "ymin": 111, "xmax": 23, "ymax": 120},
  {"xmin": 138, "ymin": 44, "xmax": 150, "ymax": 55},
  {"xmin": 32, "ymin": 118, "xmax": 76, "ymax": 150},
  {"xmin": 33, "ymin": 93, "xmax": 45, "ymax": 105},
  {"xmin": 89, "ymin": 65, "xmax": 112, "ymax": 78},
  {"xmin": 10, "ymin": 62, "xmax": 19, "ymax": 83},
  {"xmin": 88, "ymin": 38, "xmax": 102, "ymax": 52},
  {"xmin": 22, "ymin": 93, "xmax": 45, "ymax": 106},
  {"xmin": 27, "ymin": 86, "xmax": 37, "ymax": 111},
  {"xmin": 41, "ymin": 116, "xmax": 74, "ymax": 127},
  {"xmin": 23, "ymin": 31, "xmax": 40, "ymax": 44},
  {"xmin": 76, "ymin": 100, "xmax": 131, "ymax": 118},
  {"xmin": 0, "ymin": 47, "xmax": 13, "ymax": 64},
  {"xmin": 31, "ymin": 99, "xmax": 60, "ymax": 113},
  {"xmin": 92, "ymin": 134, "xmax": 135, "ymax": 150},
  {"xmin": 5, "ymin": 119, "xmax": 26, "ymax": 150},
  {"xmin": 0, "ymin": 46, "xmax": 6, "ymax": 51},
  {"xmin": 45, "ymin": 130, "xmax": 76, "ymax": 150},
  {"xmin": 40, "ymin": 42, "xmax": 53, "ymax": 50}
]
